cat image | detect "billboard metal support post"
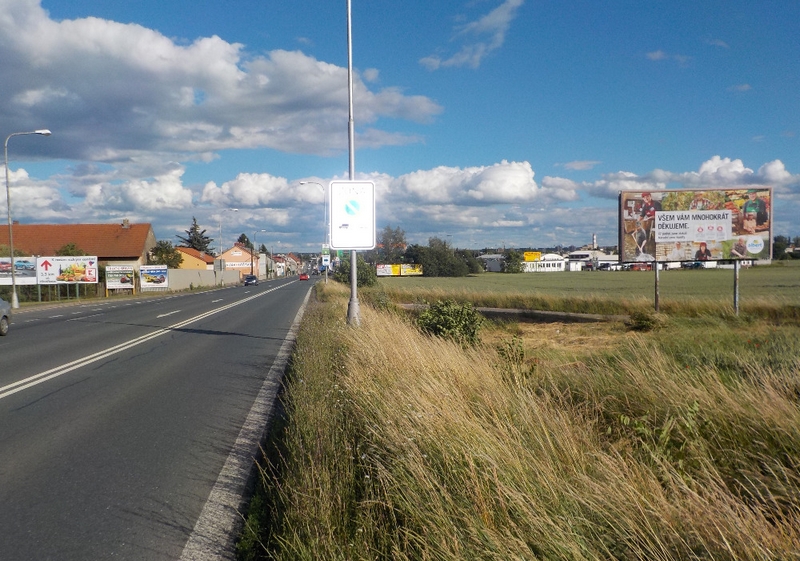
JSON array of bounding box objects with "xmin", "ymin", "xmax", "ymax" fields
[
  {"xmin": 654, "ymin": 261, "xmax": 660, "ymax": 312},
  {"xmin": 734, "ymin": 261, "xmax": 740, "ymax": 315}
]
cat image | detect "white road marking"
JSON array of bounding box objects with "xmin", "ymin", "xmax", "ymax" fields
[
  {"xmin": 156, "ymin": 310, "xmax": 181, "ymax": 318},
  {"xmin": 0, "ymin": 283, "xmax": 294, "ymax": 402}
]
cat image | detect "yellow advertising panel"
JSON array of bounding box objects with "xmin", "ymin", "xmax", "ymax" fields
[
  {"xmin": 523, "ymin": 251, "xmax": 541, "ymax": 262},
  {"xmin": 400, "ymin": 264, "xmax": 423, "ymax": 276},
  {"xmin": 376, "ymin": 264, "xmax": 404, "ymax": 276}
]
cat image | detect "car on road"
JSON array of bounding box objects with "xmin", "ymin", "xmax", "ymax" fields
[
  {"xmin": 298, "ymin": 273, "xmax": 309, "ymax": 281},
  {"xmin": 243, "ymin": 274, "xmax": 259, "ymax": 286},
  {"xmin": 0, "ymin": 297, "xmax": 10, "ymax": 336}
]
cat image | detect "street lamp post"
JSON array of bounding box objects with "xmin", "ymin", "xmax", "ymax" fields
[
  {"xmin": 251, "ymin": 229, "xmax": 266, "ymax": 276},
  {"xmin": 300, "ymin": 180, "xmax": 329, "ymax": 284},
  {"xmin": 4, "ymin": 129, "xmax": 51, "ymax": 309},
  {"xmin": 217, "ymin": 208, "xmax": 238, "ymax": 256}
]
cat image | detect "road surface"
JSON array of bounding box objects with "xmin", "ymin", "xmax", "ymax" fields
[{"xmin": 0, "ymin": 278, "xmax": 311, "ymax": 560}]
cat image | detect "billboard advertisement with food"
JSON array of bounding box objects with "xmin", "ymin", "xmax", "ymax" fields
[
  {"xmin": 618, "ymin": 188, "xmax": 773, "ymax": 263},
  {"xmin": 36, "ymin": 256, "xmax": 98, "ymax": 284}
]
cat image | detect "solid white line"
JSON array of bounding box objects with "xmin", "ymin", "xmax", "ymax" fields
[
  {"xmin": 0, "ymin": 283, "xmax": 295, "ymax": 402},
  {"xmin": 180, "ymin": 284, "xmax": 310, "ymax": 561}
]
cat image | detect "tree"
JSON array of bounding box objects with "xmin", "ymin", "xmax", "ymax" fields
[
  {"xmin": 177, "ymin": 217, "xmax": 213, "ymax": 253},
  {"xmin": 403, "ymin": 237, "xmax": 469, "ymax": 277},
  {"xmin": 149, "ymin": 240, "xmax": 183, "ymax": 268},
  {"xmin": 503, "ymin": 250, "xmax": 523, "ymax": 273},
  {"xmin": 774, "ymin": 235, "xmax": 789, "ymax": 259},
  {"xmin": 237, "ymin": 233, "xmax": 253, "ymax": 250},
  {"xmin": 56, "ymin": 243, "xmax": 87, "ymax": 256},
  {"xmin": 259, "ymin": 243, "xmax": 268, "ymax": 255},
  {"xmin": 377, "ymin": 225, "xmax": 407, "ymax": 263}
]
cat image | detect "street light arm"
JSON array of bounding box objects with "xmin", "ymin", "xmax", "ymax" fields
[{"xmin": 5, "ymin": 129, "xmax": 52, "ymax": 308}]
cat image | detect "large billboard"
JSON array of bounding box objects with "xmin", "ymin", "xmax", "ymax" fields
[
  {"xmin": 0, "ymin": 256, "xmax": 38, "ymax": 285},
  {"xmin": 36, "ymin": 256, "xmax": 99, "ymax": 284},
  {"xmin": 619, "ymin": 187, "xmax": 772, "ymax": 263}
]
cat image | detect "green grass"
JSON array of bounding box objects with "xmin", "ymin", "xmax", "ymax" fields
[
  {"xmin": 373, "ymin": 262, "xmax": 800, "ymax": 320},
  {"xmin": 238, "ymin": 281, "xmax": 800, "ymax": 560}
]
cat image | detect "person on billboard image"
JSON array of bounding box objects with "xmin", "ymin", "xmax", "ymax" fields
[
  {"xmin": 632, "ymin": 220, "xmax": 648, "ymax": 256},
  {"xmin": 638, "ymin": 192, "xmax": 661, "ymax": 225},
  {"xmin": 689, "ymin": 191, "xmax": 714, "ymax": 210},
  {"xmin": 668, "ymin": 241, "xmax": 686, "ymax": 261},
  {"xmin": 742, "ymin": 212, "xmax": 757, "ymax": 235},
  {"xmin": 741, "ymin": 189, "xmax": 768, "ymax": 229},
  {"xmin": 730, "ymin": 237, "xmax": 748, "ymax": 258},
  {"xmin": 694, "ymin": 242, "xmax": 712, "ymax": 261}
]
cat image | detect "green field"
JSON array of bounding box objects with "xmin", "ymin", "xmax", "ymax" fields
[{"xmin": 373, "ymin": 261, "xmax": 800, "ymax": 319}]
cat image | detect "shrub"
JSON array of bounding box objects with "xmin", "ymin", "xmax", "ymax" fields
[
  {"xmin": 626, "ymin": 310, "xmax": 667, "ymax": 332},
  {"xmin": 332, "ymin": 254, "xmax": 378, "ymax": 287},
  {"xmin": 416, "ymin": 299, "xmax": 484, "ymax": 347}
]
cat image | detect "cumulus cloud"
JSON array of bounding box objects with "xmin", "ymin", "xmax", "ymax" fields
[
  {"xmin": 420, "ymin": 0, "xmax": 524, "ymax": 70},
  {"xmin": 391, "ymin": 161, "xmax": 538, "ymax": 205},
  {"xmin": 0, "ymin": 0, "xmax": 441, "ymax": 163}
]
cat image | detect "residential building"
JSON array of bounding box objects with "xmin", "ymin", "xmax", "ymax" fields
[
  {"xmin": 0, "ymin": 220, "xmax": 156, "ymax": 267},
  {"xmin": 175, "ymin": 247, "xmax": 215, "ymax": 270}
]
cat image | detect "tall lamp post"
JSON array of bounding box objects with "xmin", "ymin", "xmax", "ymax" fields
[
  {"xmin": 217, "ymin": 208, "xmax": 238, "ymax": 256},
  {"xmin": 5, "ymin": 129, "xmax": 52, "ymax": 309},
  {"xmin": 300, "ymin": 180, "xmax": 329, "ymax": 284},
  {"xmin": 251, "ymin": 229, "xmax": 266, "ymax": 276}
]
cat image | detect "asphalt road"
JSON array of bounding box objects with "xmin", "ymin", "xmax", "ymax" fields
[{"xmin": 0, "ymin": 278, "xmax": 312, "ymax": 560}]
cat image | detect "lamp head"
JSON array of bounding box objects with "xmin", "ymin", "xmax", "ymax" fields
[{"xmin": 35, "ymin": 129, "xmax": 52, "ymax": 136}]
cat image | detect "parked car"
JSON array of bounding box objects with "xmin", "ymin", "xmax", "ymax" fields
[
  {"xmin": 243, "ymin": 274, "xmax": 259, "ymax": 286},
  {"xmin": 0, "ymin": 297, "xmax": 10, "ymax": 336},
  {"xmin": 681, "ymin": 261, "xmax": 704, "ymax": 269},
  {"xmin": 299, "ymin": 273, "xmax": 309, "ymax": 281}
]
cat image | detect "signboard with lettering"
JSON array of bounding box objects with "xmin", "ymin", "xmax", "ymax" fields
[
  {"xmin": 618, "ymin": 187, "xmax": 772, "ymax": 262},
  {"xmin": 36, "ymin": 256, "xmax": 99, "ymax": 284}
]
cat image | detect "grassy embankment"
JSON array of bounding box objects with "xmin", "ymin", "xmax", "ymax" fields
[{"xmin": 238, "ymin": 266, "xmax": 800, "ymax": 560}]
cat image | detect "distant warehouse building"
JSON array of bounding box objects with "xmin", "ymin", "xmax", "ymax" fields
[{"xmin": 523, "ymin": 253, "xmax": 566, "ymax": 272}]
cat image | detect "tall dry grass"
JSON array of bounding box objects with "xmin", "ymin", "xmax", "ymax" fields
[{"xmin": 240, "ymin": 283, "xmax": 800, "ymax": 560}]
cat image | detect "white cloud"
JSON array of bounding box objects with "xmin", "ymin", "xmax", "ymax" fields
[
  {"xmin": 420, "ymin": 0, "xmax": 525, "ymax": 70},
  {"xmin": 0, "ymin": 1, "xmax": 441, "ymax": 162},
  {"xmin": 646, "ymin": 49, "xmax": 691, "ymax": 66},
  {"xmin": 561, "ymin": 160, "xmax": 602, "ymax": 171},
  {"xmin": 392, "ymin": 161, "xmax": 538, "ymax": 204}
]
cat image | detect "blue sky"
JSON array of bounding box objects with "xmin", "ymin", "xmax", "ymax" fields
[{"xmin": 2, "ymin": 0, "xmax": 798, "ymax": 253}]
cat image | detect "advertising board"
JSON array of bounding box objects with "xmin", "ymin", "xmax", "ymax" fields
[
  {"xmin": 376, "ymin": 264, "xmax": 399, "ymax": 276},
  {"xmin": 106, "ymin": 265, "xmax": 135, "ymax": 290},
  {"xmin": 139, "ymin": 265, "xmax": 168, "ymax": 288},
  {"xmin": 523, "ymin": 251, "xmax": 542, "ymax": 262},
  {"xmin": 36, "ymin": 256, "xmax": 99, "ymax": 284},
  {"xmin": 400, "ymin": 264, "xmax": 423, "ymax": 276},
  {"xmin": 0, "ymin": 256, "xmax": 38, "ymax": 285},
  {"xmin": 619, "ymin": 187, "xmax": 772, "ymax": 263}
]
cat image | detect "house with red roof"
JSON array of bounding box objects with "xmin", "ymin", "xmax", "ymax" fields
[{"xmin": 0, "ymin": 220, "xmax": 157, "ymax": 266}]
